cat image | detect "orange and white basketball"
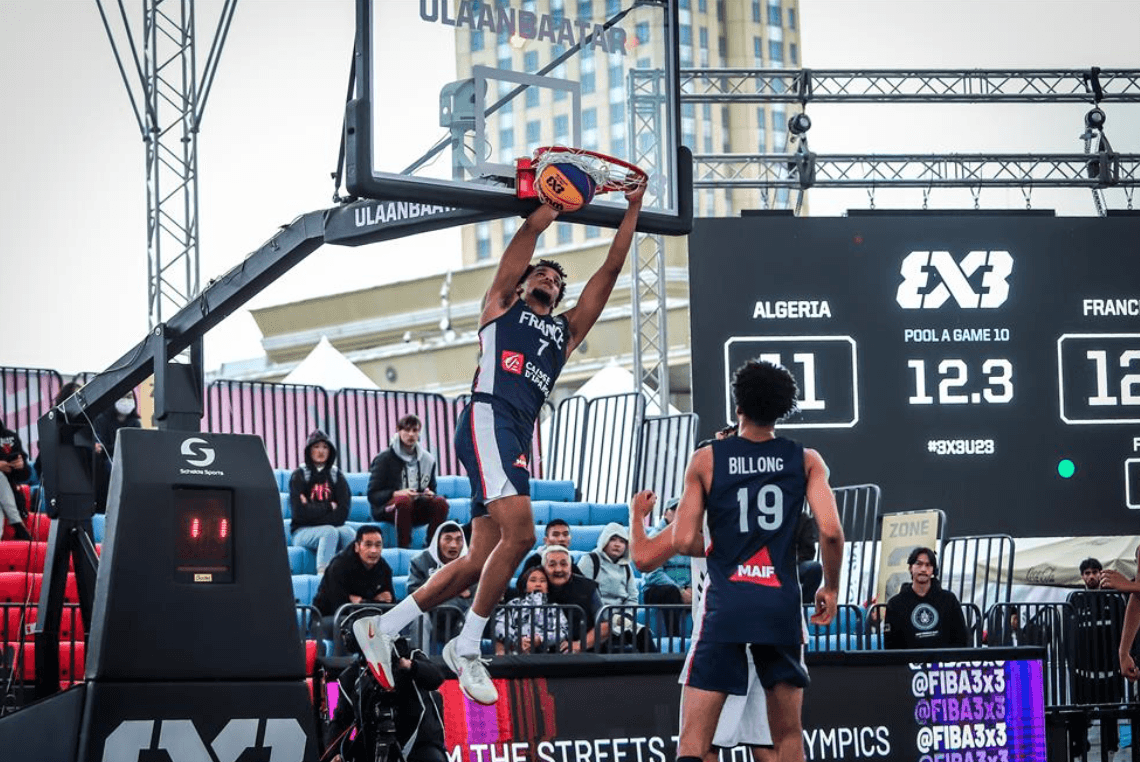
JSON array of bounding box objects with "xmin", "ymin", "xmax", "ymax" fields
[{"xmin": 535, "ymin": 162, "xmax": 597, "ymax": 213}]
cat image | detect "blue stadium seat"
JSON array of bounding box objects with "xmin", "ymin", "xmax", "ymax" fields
[
  {"xmin": 382, "ymin": 548, "xmax": 420, "ymax": 577},
  {"xmin": 349, "ymin": 496, "xmax": 372, "ymax": 522},
  {"xmin": 570, "ymin": 524, "xmax": 606, "ymax": 551},
  {"xmin": 531, "ymin": 480, "xmax": 576, "ymax": 502},
  {"xmin": 280, "ymin": 493, "xmax": 291, "ymax": 519},
  {"xmin": 392, "ymin": 576, "xmax": 408, "ymax": 600},
  {"xmin": 287, "ymin": 546, "xmax": 316, "ymax": 575},
  {"xmin": 588, "ymin": 503, "xmax": 628, "ymax": 525},
  {"xmin": 530, "ymin": 500, "xmax": 554, "ymax": 524},
  {"xmin": 275, "ymin": 469, "xmax": 292, "ymax": 492},
  {"xmin": 410, "ymin": 524, "xmax": 428, "ymax": 549},
  {"xmin": 345, "ymin": 472, "xmax": 370, "ymax": 496},
  {"xmin": 554, "ymin": 502, "xmax": 590, "ymax": 526},
  {"xmin": 283, "ymin": 520, "xmax": 292, "ymax": 544},
  {"xmin": 92, "ymin": 514, "xmax": 106, "ymax": 543},
  {"xmin": 436, "ymin": 476, "xmax": 471, "ymax": 499},
  {"xmin": 291, "ymin": 574, "xmax": 320, "ymax": 606},
  {"xmin": 345, "ymin": 520, "xmax": 425, "ymax": 551},
  {"xmin": 448, "ymin": 498, "xmax": 471, "ymax": 524}
]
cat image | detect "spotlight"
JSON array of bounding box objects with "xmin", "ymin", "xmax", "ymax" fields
[
  {"xmin": 788, "ymin": 113, "xmax": 812, "ymax": 136},
  {"xmin": 1084, "ymin": 108, "xmax": 1106, "ymax": 130}
]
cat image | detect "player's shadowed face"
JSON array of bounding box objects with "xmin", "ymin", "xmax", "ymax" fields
[{"xmin": 356, "ymin": 532, "xmax": 383, "ymax": 567}]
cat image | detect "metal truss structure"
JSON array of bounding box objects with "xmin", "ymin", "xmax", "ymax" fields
[{"xmin": 97, "ymin": 0, "xmax": 236, "ymax": 329}]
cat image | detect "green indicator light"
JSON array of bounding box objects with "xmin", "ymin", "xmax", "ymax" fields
[{"xmin": 1057, "ymin": 459, "xmax": 1076, "ymax": 479}]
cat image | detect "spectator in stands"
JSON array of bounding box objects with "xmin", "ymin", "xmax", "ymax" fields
[
  {"xmin": 290, "ymin": 430, "xmax": 355, "ymax": 575},
  {"xmin": 1080, "ymin": 557, "xmax": 1103, "ymax": 589},
  {"xmin": 543, "ymin": 545, "xmax": 608, "ymax": 652},
  {"xmin": 0, "ymin": 415, "xmax": 33, "ymax": 540},
  {"xmin": 92, "ymin": 390, "xmax": 142, "ymax": 512},
  {"xmin": 407, "ymin": 521, "xmax": 475, "ymax": 647},
  {"xmin": 987, "ymin": 607, "xmax": 1025, "ymax": 646},
  {"xmin": 519, "ymin": 519, "xmax": 579, "ymax": 576},
  {"xmin": 367, "ymin": 414, "xmax": 449, "ymax": 549},
  {"xmin": 795, "ymin": 508, "xmax": 824, "ymax": 604},
  {"xmin": 494, "ymin": 566, "xmax": 571, "ymax": 654},
  {"xmin": 884, "ymin": 547, "xmax": 969, "ymax": 649},
  {"xmin": 634, "ymin": 498, "xmax": 691, "ymax": 637},
  {"xmin": 313, "ymin": 524, "xmax": 395, "ymax": 617},
  {"xmin": 577, "ymin": 522, "xmax": 639, "ymax": 610}
]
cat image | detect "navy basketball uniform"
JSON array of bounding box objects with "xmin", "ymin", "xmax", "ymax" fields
[
  {"xmin": 682, "ymin": 436, "xmax": 810, "ymax": 694},
  {"xmin": 455, "ymin": 299, "xmax": 568, "ymax": 516}
]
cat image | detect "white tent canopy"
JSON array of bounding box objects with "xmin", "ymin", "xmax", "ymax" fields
[
  {"xmin": 572, "ymin": 361, "xmax": 680, "ymax": 416},
  {"xmin": 282, "ymin": 336, "xmax": 378, "ymax": 391}
]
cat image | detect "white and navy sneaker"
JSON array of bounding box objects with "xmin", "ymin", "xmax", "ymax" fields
[{"xmin": 443, "ymin": 638, "xmax": 498, "ymax": 705}]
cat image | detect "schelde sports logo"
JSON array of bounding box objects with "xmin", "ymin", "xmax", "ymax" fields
[
  {"xmin": 895, "ymin": 250, "xmax": 1013, "ymax": 309},
  {"xmin": 180, "ymin": 437, "xmax": 224, "ymax": 476},
  {"xmin": 501, "ymin": 351, "xmax": 524, "ymax": 375}
]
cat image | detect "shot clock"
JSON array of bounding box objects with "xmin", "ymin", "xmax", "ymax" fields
[{"xmin": 690, "ymin": 214, "xmax": 1140, "ymax": 536}]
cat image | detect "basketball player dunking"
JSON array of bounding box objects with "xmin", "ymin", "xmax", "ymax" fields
[
  {"xmin": 671, "ymin": 360, "xmax": 844, "ymax": 762},
  {"xmin": 355, "ymin": 184, "xmax": 645, "ymax": 705}
]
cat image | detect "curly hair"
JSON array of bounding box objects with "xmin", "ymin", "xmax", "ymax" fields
[
  {"xmin": 517, "ymin": 258, "xmax": 568, "ymax": 307},
  {"xmin": 731, "ymin": 360, "xmax": 799, "ymax": 426}
]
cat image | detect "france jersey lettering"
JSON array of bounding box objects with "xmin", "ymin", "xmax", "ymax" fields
[
  {"xmin": 471, "ymin": 299, "xmax": 569, "ymax": 426},
  {"xmin": 701, "ymin": 435, "xmax": 806, "ymax": 645}
]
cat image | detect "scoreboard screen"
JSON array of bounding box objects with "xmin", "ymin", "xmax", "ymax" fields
[{"xmin": 689, "ymin": 213, "xmax": 1140, "ymax": 536}]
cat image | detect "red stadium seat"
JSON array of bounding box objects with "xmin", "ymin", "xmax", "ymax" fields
[
  {"xmin": 0, "ymin": 542, "xmax": 48, "ymax": 572},
  {"xmin": 2, "ymin": 604, "xmax": 86, "ymax": 643},
  {"xmin": 305, "ymin": 639, "xmax": 318, "ymax": 675},
  {"xmin": 0, "ymin": 573, "xmax": 80, "ymax": 605},
  {"xmin": 3, "ymin": 641, "xmax": 87, "ymax": 684}
]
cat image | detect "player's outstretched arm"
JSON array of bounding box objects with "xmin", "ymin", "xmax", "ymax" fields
[
  {"xmin": 562, "ymin": 185, "xmax": 644, "ymax": 353},
  {"xmin": 805, "ymin": 447, "xmax": 844, "ymax": 626},
  {"xmin": 629, "ymin": 490, "xmax": 676, "ymax": 572},
  {"xmin": 673, "ymin": 447, "xmax": 711, "ymax": 557},
  {"xmin": 480, "ymin": 204, "xmax": 559, "ymax": 325}
]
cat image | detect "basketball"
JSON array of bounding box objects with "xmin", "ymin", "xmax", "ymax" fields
[{"xmin": 535, "ymin": 162, "xmax": 597, "ymax": 213}]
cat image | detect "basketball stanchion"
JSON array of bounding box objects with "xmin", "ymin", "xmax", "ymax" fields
[{"xmin": 516, "ymin": 146, "xmax": 648, "ymax": 213}]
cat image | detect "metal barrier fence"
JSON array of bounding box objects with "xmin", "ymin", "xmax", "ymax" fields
[
  {"xmin": 1, "ymin": 601, "xmax": 85, "ymax": 697},
  {"xmin": 0, "ymin": 367, "xmax": 62, "ymax": 466},
  {"xmin": 596, "ymin": 604, "xmax": 693, "ymax": 654},
  {"xmin": 987, "ymin": 602, "xmax": 1075, "ymax": 707},
  {"xmin": 635, "ymin": 414, "xmax": 698, "ymax": 509},
  {"xmin": 941, "ymin": 534, "xmax": 1015, "ymax": 620},
  {"xmin": 833, "ymin": 484, "xmax": 882, "ymax": 607},
  {"xmin": 332, "ymin": 388, "xmax": 455, "ymax": 474},
  {"xmin": 548, "ymin": 393, "xmax": 646, "ymax": 503},
  {"xmin": 205, "ymin": 380, "xmax": 330, "ymax": 470}
]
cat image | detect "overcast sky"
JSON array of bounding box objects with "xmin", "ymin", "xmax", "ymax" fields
[{"xmin": 1, "ymin": 0, "xmax": 1137, "ymax": 377}]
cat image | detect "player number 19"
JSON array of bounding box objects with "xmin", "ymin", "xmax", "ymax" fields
[{"xmin": 737, "ymin": 485, "xmax": 784, "ymax": 533}]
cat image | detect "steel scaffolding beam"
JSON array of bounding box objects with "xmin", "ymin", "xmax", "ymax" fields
[{"xmin": 679, "ymin": 68, "xmax": 1140, "ymax": 103}]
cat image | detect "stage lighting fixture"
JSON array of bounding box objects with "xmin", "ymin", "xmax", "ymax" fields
[
  {"xmin": 788, "ymin": 113, "xmax": 812, "ymax": 136},
  {"xmin": 1084, "ymin": 108, "xmax": 1107, "ymax": 130}
]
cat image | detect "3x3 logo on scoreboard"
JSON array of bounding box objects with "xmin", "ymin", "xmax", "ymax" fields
[{"xmin": 723, "ymin": 336, "xmax": 858, "ymax": 429}]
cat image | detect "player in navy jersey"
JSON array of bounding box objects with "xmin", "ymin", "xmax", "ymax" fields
[
  {"xmin": 672, "ymin": 360, "xmax": 844, "ymax": 762},
  {"xmin": 355, "ymin": 184, "xmax": 645, "ymax": 705}
]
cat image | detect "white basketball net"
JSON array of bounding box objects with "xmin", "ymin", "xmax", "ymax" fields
[{"xmin": 533, "ymin": 146, "xmax": 646, "ymax": 193}]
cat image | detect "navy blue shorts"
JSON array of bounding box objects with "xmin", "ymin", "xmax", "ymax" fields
[
  {"xmin": 682, "ymin": 640, "xmax": 808, "ymax": 694},
  {"xmin": 454, "ymin": 400, "xmax": 532, "ymax": 518}
]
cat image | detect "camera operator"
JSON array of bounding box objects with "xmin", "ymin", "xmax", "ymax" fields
[{"xmin": 325, "ymin": 610, "xmax": 447, "ymax": 762}]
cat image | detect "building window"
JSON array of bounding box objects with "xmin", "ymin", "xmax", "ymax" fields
[
  {"xmin": 753, "ymin": 36, "xmax": 762, "ymax": 67},
  {"xmin": 790, "ymin": 43, "xmax": 798, "ymax": 66},
  {"xmin": 524, "ymin": 51, "xmax": 538, "ymax": 71},
  {"xmin": 526, "ymin": 87, "xmax": 540, "ymax": 107},
  {"xmin": 583, "ymin": 107, "xmax": 598, "ymax": 149},
  {"xmin": 471, "ymin": 30, "xmax": 484, "ymax": 52},
  {"xmin": 606, "ymin": 0, "xmax": 619, "ymax": 14},
  {"xmin": 769, "ymin": 40, "xmax": 784, "ymax": 66},
  {"xmin": 768, "ymin": 1, "xmax": 782, "ymax": 27},
  {"xmin": 499, "ymin": 127, "xmax": 515, "ymax": 163},
  {"xmin": 772, "ymin": 105, "xmax": 787, "ymax": 150},
  {"xmin": 699, "ymin": 0, "xmax": 707, "ymax": 12},
  {"xmin": 526, "ymin": 120, "xmax": 541, "ymax": 152},
  {"xmin": 611, "ymin": 135, "xmax": 626, "ymax": 158},
  {"xmin": 578, "ymin": 0, "xmax": 592, "ymax": 16},
  {"xmin": 718, "ymin": 35, "xmax": 727, "ymax": 59},
  {"xmin": 788, "ymin": 7, "xmax": 796, "ymax": 29},
  {"xmin": 682, "ymin": 102, "xmax": 696, "ymax": 150},
  {"xmin": 699, "ymin": 27, "xmax": 709, "ymax": 66},
  {"xmin": 586, "ymin": 225, "xmax": 600, "ymax": 239},
  {"xmin": 581, "ymin": 55, "xmax": 596, "ymax": 95},
  {"xmin": 636, "ymin": 21, "xmax": 650, "ymax": 44},
  {"xmin": 476, "ymin": 222, "xmax": 492, "ymax": 261},
  {"xmin": 680, "ymin": 0, "xmax": 690, "ymax": 8},
  {"xmin": 502, "ymin": 217, "xmax": 518, "ymax": 247},
  {"xmin": 554, "ymin": 114, "xmax": 570, "ymax": 145},
  {"xmin": 721, "ymin": 106, "xmax": 731, "ymax": 152},
  {"xmin": 757, "ymin": 107, "xmax": 767, "ymax": 151},
  {"xmin": 776, "ymin": 187, "xmax": 790, "ymax": 206},
  {"xmin": 702, "ymin": 103, "xmax": 713, "ymax": 153},
  {"xmin": 751, "ymin": 1, "xmax": 761, "ymax": 22},
  {"xmin": 557, "ymin": 222, "xmax": 573, "ymax": 245}
]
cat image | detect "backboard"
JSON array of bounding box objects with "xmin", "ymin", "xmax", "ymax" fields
[{"xmin": 346, "ymin": 0, "xmax": 690, "ymax": 235}]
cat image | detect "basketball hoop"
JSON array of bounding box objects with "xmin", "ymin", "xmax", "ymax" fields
[{"xmin": 517, "ymin": 146, "xmax": 647, "ymax": 201}]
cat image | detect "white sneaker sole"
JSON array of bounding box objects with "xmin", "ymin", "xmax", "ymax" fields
[{"xmin": 443, "ymin": 639, "xmax": 498, "ymax": 705}]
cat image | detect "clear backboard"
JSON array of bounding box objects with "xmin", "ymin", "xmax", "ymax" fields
[{"xmin": 346, "ymin": 0, "xmax": 690, "ymax": 234}]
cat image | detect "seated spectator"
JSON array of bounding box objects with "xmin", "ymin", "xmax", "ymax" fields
[
  {"xmin": 884, "ymin": 547, "xmax": 969, "ymax": 649},
  {"xmin": 1080, "ymin": 557, "xmax": 1103, "ymax": 589},
  {"xmin": 290, "ymin": 430, "xmax": 355, "ymax": 574},
  {"xmin": 0, "ymin": 415, "xmax": 32, "ymax": 540},
  {"xmin": 577, "ymin": 522, "xmax": 638, "ymax": 610},
  {"xmin": 637, "ymin": 498, "xmax": 692, "ymax": 636},
  {"xmin": 795, "ymin": 507, "xmax": 823, "ymax": 604},
  {"xmin": 543, "ymin": 545, "xmax": 607, "ymax": 652},
  {"xmin": 366, "ymin": 414, "xmax": 449, "ymax": 549},
  {"xmin": 313, "ymin": 525, "xmax": 395, "ymax": 617},
  {"xmin": 494, "ymin": 566, "xmax": 571, "ymax": 654},
  {"xmin": 519, "ymin": 519, "xmax": 579, "ymax": 577},
  {"xmin": 92, "ymin": 391, "xmax": 142, "ymax": 512},
  {"xmin": 407, "ymin": 521, "xmax": 475, "ymax": 647}
]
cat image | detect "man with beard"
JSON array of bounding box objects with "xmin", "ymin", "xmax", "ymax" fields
[
  {"xmin": 883, "ymin": 547, "xmax": 968, "ymax": 649},
  {"xmin": 354, "ymin": 185, "xmax": 645, "ymax": 704}
]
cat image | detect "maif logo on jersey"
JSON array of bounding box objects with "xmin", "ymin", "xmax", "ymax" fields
[
  {"xmin": 730, "ymin": 546, "xmax": 780, "ymax": 587},
  {"xmin": 895, "ymin": 250, "xmax": 1013, "ymax": 309},
  {"xmin": 501, "ymin": 351, "xmax": 524, "ymax": 375}
]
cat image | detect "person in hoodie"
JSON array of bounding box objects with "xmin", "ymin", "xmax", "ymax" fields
[
  {"xmin": 883, "ymin": 546, "xmax": 969, "ymax": 649},
  {"xmin": 290, "ymin": 430, "xmax": 355, "ymax": 574},
  {"xmin": 0, "ymin": 415, "xmax": 33, "ymax": 540},
  {"xmin": 576, "ymin": 522, "xmax": 639, "ymax": 610},
  {"xmin": 367, "ymin": 414, "xmax": 449, "ymax": 549},
  {"xmin": 406, "ymin": 521, "xmax": 475, "ymax": 648}
]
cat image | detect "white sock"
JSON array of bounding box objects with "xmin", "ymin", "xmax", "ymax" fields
[
  {"xmin": 455, "ymin": 612, "xmax": 489, "ymax": 657},
  {"xmin": 379, "ymin": 595, "xmax": 423, "ymax": 636}
]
